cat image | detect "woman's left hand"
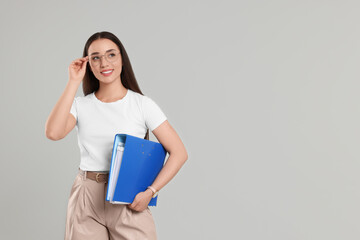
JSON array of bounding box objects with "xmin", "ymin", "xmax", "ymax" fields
[{"xmin": 127, "ymin": 189, "xmax": 153, "ymax": 212}]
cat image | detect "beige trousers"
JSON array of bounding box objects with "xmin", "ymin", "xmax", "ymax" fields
[{"xmin": 64, "ymin": 169, "xmax": 157, "ymax": 240}]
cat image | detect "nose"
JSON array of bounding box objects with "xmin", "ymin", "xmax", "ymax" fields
[{"xmin": 100, "ymin": 56, "xmax": 109, "ymax": 67}]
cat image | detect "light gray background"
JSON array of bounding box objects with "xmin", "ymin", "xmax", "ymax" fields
[{"xmin": 0, "ymin": 0, "xmax": 359, "ymax": 239}]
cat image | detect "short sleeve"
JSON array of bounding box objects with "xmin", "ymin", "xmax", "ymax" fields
[
  {"xmin": 142, "ymin": 96, "xmax": 167, "ymax": 131},
  {"xmin": 70, "ymin": 97, "xmax": 78, "ymax": 122}
]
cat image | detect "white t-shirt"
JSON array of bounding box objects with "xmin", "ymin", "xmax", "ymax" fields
[{"xmin": 70, "ymin": 89, "xmax": 167, "ymax": 172}]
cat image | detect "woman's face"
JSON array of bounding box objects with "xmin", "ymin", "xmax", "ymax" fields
[{"xmin": 88, "ymin": 38, "xmax": 123, "ymax": 84}]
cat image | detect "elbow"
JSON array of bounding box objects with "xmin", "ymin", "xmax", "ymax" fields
[
  {"xmin": 45, "ymin": 121, "xmax": 58, "ymax": 141},
  {"xmin": 180, "ymin": 150, "xmax": 188, "ymax": 163},
  {"xmin": 179, "ymin": 146, "xmax": 188, "ymax": 162},
  {"xmin": 45, "ymin": 128, "xmax": 62, "ymax": 141},
  {"xmin": 184, "ymin": 150, "xmax": 188, "ymax": 162},
  {"xmin": 45, "ymin": 132, "xmax": 59, "ymax": 141},
  {"xmin": 168, "ymin": 149, "xmax": 188, "ymax": 163}
]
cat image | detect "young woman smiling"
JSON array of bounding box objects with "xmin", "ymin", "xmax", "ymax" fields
[{"xmin": 45, "ymin": 31, "xmax": 188, "ymax": 240}]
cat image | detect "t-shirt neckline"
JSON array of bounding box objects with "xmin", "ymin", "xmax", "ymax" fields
[{"xmin": 92, "ymin": 89, "xmax": 130, "ymax": 104}]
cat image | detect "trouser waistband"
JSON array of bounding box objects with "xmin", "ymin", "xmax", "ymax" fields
[{"xmin": 78, "ymin": 168, "xmax": 109, "ymax": 183}]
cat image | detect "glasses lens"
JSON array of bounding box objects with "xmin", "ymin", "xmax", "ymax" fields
[
  {"xmin": 106, "ymin": 51, "xmax": 118, "ymax": 62},
  {"xmin": 89, "ymin": 51, "xmax": 119, "ymax": 65},
  {"xmin": 90, "ymin": 55, "xmax": 100, "ymax": 65}
]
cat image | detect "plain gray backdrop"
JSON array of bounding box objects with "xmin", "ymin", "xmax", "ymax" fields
[{"xmin": 1, "ymin": 0, "xmax": 359, "ymax": 239}]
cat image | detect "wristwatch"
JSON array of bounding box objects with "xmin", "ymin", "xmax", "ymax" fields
[{"xmin": 147, "ymin": 186, "xmax": 159, "ymax": 198}]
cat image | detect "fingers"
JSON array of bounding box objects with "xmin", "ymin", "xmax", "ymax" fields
[
  {"xmin": 70, "ymin": 57, "xmax": 89, "ymax": 69},
  {"xmin": 78, "ymin": 57, "xmax": 88, "ymax": 63},
  {"xmin": 72, "ymin": 56, "xmax": 89, "ymax": 64},
  {"xmin": 78, "ymin": 56, "xmax": 88, "ymax": 61},
  {"xmin": 127, "ymin": 204, "xmax": 146, "ymax": 212},
  {"xmin": 128, "ymin": 200, "xmax": 138, "ymax": 209}
]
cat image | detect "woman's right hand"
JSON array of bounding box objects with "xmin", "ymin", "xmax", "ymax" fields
[{"xmin": 68, "ymin": 56, "xmax": 89, "ymax": 83}]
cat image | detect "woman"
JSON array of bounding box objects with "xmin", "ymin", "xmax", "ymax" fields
[{"xmin": 45, "ymin": 31, "xmax": 188, "ymax": 240}]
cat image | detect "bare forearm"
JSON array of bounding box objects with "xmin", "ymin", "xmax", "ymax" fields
[
  {"xmin": 150, "ymin": 152, "xmax": 188, "ymax": 192},
  {"xmin": 45, "ymin": 80, "xmax": 80, "ymax": 139}
]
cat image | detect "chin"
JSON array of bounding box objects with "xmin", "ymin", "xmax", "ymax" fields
[
  {"xmin": 100, "ymin": 78, "xmax": 114, "ymax": 84},
  {"xmin": 104, "ymin": 76, "xmax": 120, "ymax": 84},
  {"xmin": 96, "ymin": 72, "xmax": 121, "ymax": 83}
]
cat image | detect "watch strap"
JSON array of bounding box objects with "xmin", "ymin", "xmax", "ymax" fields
[{"xmin": 147, "ymin": 186, "xmax": 158, "ymax": 198}]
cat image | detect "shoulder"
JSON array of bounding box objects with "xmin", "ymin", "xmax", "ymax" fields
[
  {"xmin": 128, "ymin": 89, "xmax": 144, "ymax": 100},
  {"xmin": 73, "ymin": 92, "xmax": 94, "ymax": 104},
  {"xmin": 128, "ymin": 90, "xmax": 164, "ymax": 113},
  {"xmin": 128, "ymin": 89, "xmax": 153, "ymax": 107},
  {"xmin": 129, "ymin": 89, "xmax": 147, "ymax": 101}
]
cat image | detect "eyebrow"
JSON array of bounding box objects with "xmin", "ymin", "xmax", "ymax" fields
[{"xmin": 89, "ymin": 49, "xmax": 117, "ymax": 56}]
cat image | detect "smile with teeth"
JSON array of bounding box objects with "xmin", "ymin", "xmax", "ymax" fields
[{"xmin": 101, "ymin": 70, "xmax": 113, "ymax": 74}]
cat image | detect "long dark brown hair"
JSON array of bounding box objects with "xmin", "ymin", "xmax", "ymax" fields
[{"xmin": 81, "ymin": 31, "xmax": 149, "ymax": 140}]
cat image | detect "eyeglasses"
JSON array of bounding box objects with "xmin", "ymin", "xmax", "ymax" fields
[{"xmin": 89, "ymin": 50, "xmax": 121, "ymax": 66}]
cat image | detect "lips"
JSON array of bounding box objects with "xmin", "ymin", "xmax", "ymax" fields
[
  {"xmin": 101, "ymin": 69, "xmax": 113, "ymax": 73},
  {"xmin": 101, "ymin": 69, "xmax": 114, "ymax": 76}
]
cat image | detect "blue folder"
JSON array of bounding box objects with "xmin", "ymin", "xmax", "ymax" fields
[{"xmin": 106, "ymin": 134, "xmax": 167, "ymax": 206}]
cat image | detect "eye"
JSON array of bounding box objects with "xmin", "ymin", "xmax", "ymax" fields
[
  {"xmin": 92, "ymin": 56, "xmax": 99, "ymax": 60},
  {"xmin": 108, "ymin": 53, "xmax": 116, "ymax": 58}
]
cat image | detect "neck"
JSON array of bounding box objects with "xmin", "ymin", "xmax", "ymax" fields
[{"xmin": 95, "ymin": 78, "xmax": 128, "ymax": 102}]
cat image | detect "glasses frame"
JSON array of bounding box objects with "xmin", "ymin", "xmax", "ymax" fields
[{"xmin": 88, "ymin": 50, "xmax": 121, "ymax": 66}]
